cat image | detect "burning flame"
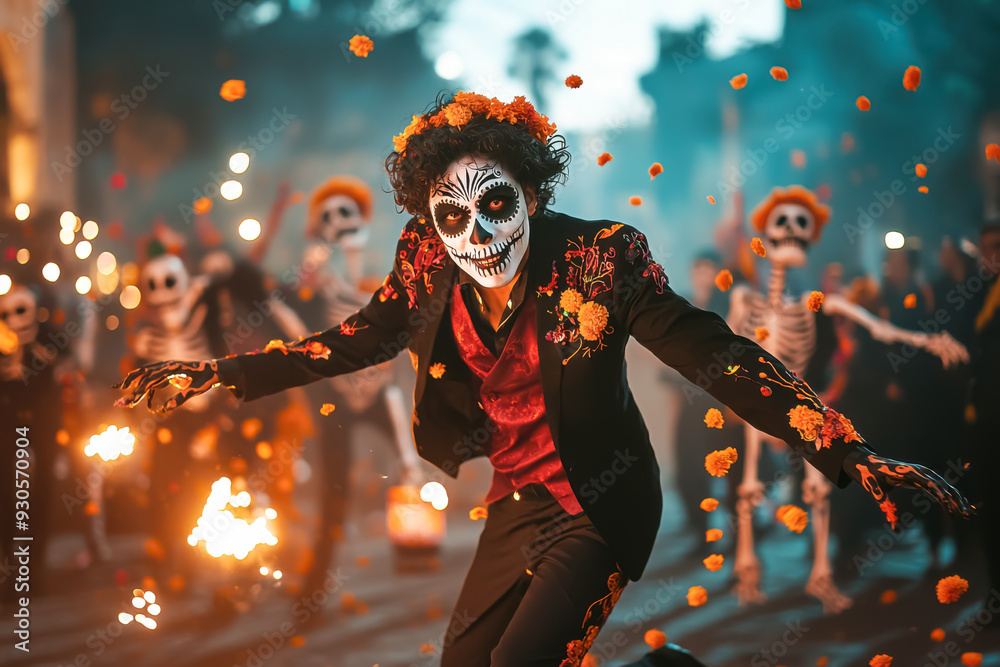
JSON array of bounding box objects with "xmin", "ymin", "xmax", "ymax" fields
[
  {"xmin": 186, "ymin": 477, "xmax": 278, "ymax": 559},
  {"xmin": 85, "ymin": 425, "xmax": 136, "ymax": 461}
]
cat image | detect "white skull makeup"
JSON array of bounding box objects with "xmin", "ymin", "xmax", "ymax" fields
[
  {"xmin": 316, "ymin": 194, "xmax": 370, "ymax": 250},
  {"xmin": 763, "ymin": 203, "xmax": 816, "ymax": 268},
  {"xmin": 142, "ymin": 255, "xmax": 191, "ymax": 308},
  {"xmin": 429, "ymin": 156, "xmax": 529, "ymax": 288},
  {"xmin": 0, "ymin": 286, "xmax": 38, "ymax": 350}
]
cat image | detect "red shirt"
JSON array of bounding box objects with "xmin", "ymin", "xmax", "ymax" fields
[{"xmin": 450, "ymin": 284, "xmax": 583, "ymax": 515}]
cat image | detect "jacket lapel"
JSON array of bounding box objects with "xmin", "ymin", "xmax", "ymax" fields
[{"xmin": 527, "ymin": 219, "xmax": 565, "ymax": 451}]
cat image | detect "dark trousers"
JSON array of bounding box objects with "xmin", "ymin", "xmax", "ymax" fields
[{"xmin": 441, "ymin": 485, "xmax": 626, "ymax": 667}]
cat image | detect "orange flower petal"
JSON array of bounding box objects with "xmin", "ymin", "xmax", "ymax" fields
[
  {"xmin": 349, "ymin": 34, "xmax": 374, "ymax": 58},
  {"xmin": 817, "ymin": 658, "xmax": 829, "ymax": 667},
  {"xmin": 705, "ymin": 447, "xmax": 738, "ymax": 477},
  {"xmin": 870, "ymin": 655, "xmax": 893, "ymax": 667},
  {"xmin": 755, "ymin": 326, "xmax": 770, "ymax": 342},
  {"xmin": 730, "ymin": 73, "xmax": 748, "ymax": 89},
  {"xmin": 856, "ymin": 95, "xmax": 871, "ymax": 111},
  {"xmin": 320, "ymin": 403, "xmax": 336, "ymax": 416},
  {"xmin": 961, "ymin": 653, "xmax": 983, "ymax": 667},
  {"xmin": 469, "ymin": 506, "xmax": 488, "ymax": 521},
  {"xmin": 565, "ymin": 74, "xmax": 583, "ymax": 89},
  {"xmin": 687, "ymin": 585, "xmax": 708, "ymax": 607},
  {"xmin": 704, "ymin": 408, "xmax": 724, "ymax": 429},
  {"xmin": 903, "ymin": 65, "xmax": 921, "ymax": 91},
  {"xmin": 193, "ymin": 197, "xmax": 213, "ymax": 214},
  {"xmin": 429, "ymin": 362, "xmax": 446, "ymax": 379},
  {"xmin": 987, "ymin": 143, "xmax": 1000, "ymax": 162},
  {"xmin": 751, "ymin": 237, "xmax": 766, "ymax": 257},
  {"xmin": 904, "ymin": 293, "xmax": 917, "ymax": 308},
  {"xmin": 936, "ymin": 575, "xmax": 969, "ymax": 603},
  {"xmin": 807, "ymin": 290, "xmax": 825, "ymax": 312},
  {"xmin": 219, "ymin": 79, "xmax": 246, "ymax": 102},
  {"xmin": 714, "ymin": 269, "xmax": 733, "ymax": 292},
  {"xmin": 915, "ymin": 163, "xmax": 928, "ymax": 177},
  {"xmin": 706, "ymin": 529, "xmax": 723, "ymax": 542},
  {"xmin": 703, "ymin": 554, "xmax": 724, "ymax": 571},
  {"xmin": 791, "ymin": 150, "xmax": 806, "ymax": 168},
  {"xmin": 649, "ymin": 162, "xmax": 664, "ymax": 180},
  {"xmin": 644, "ymin": 629, "xmax": 667, "ymax": 649},
  {"xmin": 918, "ymin": 185, "xmax": 929, "ymax": 193},
  {"xmin": 880, "ymin": 589, "xmax": 897, "ymax": 604},
  {"xmin": 770, "ymin": 66, "xmax": 789, "ymax": 81},
  {"xmin": 700, "ymin": 498, "xmax": 719, "ymax": 512},
  {"xmin": 597, "ymin": 152, "xmax": 613, "ymax": 166},
  {"xmin": 629, "ymin": 196, "xmax": 643, "ymax": 206},
  {"xmin": 785, "ymin": 0, "xmax": 802, "ymax": 7},
  {"xmin": 776, "ymin": 504, "xmax": 809, "ymax": 533},
  {"xmin": 707, "ymin": 195, "xmax": 717, "ymax": 205},
  {"xmin": 930, "ymin": 628, "xmax": 945, "ymax": 642}
]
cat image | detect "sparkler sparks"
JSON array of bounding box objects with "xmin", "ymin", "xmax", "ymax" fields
[
  {"xmin": 84, "ymin": 425, "xmax": 136, "ymax": 461},
  {"xmin": 187, "ymin": 477, "xmax": 278, "ymax": 559}
]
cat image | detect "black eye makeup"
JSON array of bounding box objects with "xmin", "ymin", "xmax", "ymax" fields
[
  {"xmin": 433, "ymin": 200, "xmax": 471, "ymax": 237},
  {"xmin": 476, "ymin": 184, "xmax": 519, "ymax": 222}
]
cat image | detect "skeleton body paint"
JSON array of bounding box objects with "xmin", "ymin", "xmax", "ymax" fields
[{"xmin": 429, "ymin": 156, "xmax": 529, "ymax": 288}]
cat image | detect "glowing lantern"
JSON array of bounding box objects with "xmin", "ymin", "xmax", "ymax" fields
[{"xmin": 387, "ymin": 485, "xmax": 446, "ymax": 572}]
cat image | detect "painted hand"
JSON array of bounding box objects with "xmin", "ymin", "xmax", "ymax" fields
[
  {"xmin": 114, "ymin": 360, "xmax": 220, "ymax": 414},
  {"xmin": 843, "ymin": 447, "xmax": 974, "ymax": 519}
]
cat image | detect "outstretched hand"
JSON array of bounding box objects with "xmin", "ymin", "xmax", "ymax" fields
[
  {"xmin": 843, "ymin": 447, "xmax": 974, "ymax": 521},
  {"xmin": 114, "ymin": 359, "xmax": 220, "ymax": 414}
]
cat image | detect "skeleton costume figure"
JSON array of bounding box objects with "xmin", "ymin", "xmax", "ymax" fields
[
  {"xmin": 727, "ymin": 186, "xmax": 969, "ymax": 613},
  {"xmin": 273, "ymin": 177, "xmax": 421, "ymax": 591},
  {"xmin": 116, "ymin": 93, "xmax": 973, "ymax": 666}
]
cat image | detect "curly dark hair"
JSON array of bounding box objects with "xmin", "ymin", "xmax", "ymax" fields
[{"xmin": 385, "ymin": 92, "xmax": 571, "ymax": 219}]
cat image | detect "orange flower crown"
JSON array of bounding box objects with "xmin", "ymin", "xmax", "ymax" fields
[
  {"xmin": 750, "ymin": 185, "xmax": 831, "ymax": 241},
  {"xmin": 392, "ymin": 92, "xmax": 557, "ymax": 155}
]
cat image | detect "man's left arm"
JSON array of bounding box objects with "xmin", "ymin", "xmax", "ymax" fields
[{"xmin": 613, "ymin": 227, "xmax": 972, "ymax": 517}]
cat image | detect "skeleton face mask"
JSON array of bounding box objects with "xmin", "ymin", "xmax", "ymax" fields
[
  {"xmin": 316, "ymin": 194, "xmax": 370, "ymax": 249},
  {"xmin": 0, "ymin": 286, "xmax": 38, "ymax": 351},
  {"xmin": 141, "ymin": 255, "xmax": 191, "ymax": 309},
  {"xmin": 429, "ymin": 156, "xmax": 529, "ymax": 288},
  {"xmin": 763, "ymin": 203, "xmax": 816, "ymax": 268}
]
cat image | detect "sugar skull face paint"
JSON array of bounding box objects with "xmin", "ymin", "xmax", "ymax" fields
[{"xmin": 429, "ymin": 156, "xmax": 528, "ymax": 288}]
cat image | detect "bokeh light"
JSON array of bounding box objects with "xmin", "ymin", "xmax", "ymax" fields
[
  {"xmin": 59, "ymin": 228, "xmax": 74, "ymax": 245},
  {"xmin": 75, "ymin": 276, "xmax": 92, "ymax": 294},
  {"xmin": 75, "ymin": 240, "xmax": 93, "ymax": 259},
  {"xmin": 885, "ymin": 231, "xmax": 905, "ymax": 249},
  {"xmin": 82, "ymin": 220, "xmax": 99, "ymax": 239},
  {"xmin": 0, "ymin": 275, "xmax": 10, "ymax": 295},
  {"xmin": 238, "ymin": 218, "xmax": 261, "ymax": 241},
  {"xmin": 229, "ymin": 152, "xmax": 250, "ymax": 173},
  {"xmin": 220, "ymin": 180, "xmax": 243, "ymax": 200},
  {"xmin": 16, "ymin": 249, "xmax": 29, "ymax": 264},
  {"xmin": 14, "ymin": 203, "xmax": 29, "ymax": 220},
  {"xmin": 97, "ymin": 251, "xmax": 117, "ymax": 275},
  {"xmin": 120, "ymin": 285, "xmax": 141, "ymax": 309},
  {"xmin": 42, "ymin": 262, "xmax": 60, "ymax": 282}
]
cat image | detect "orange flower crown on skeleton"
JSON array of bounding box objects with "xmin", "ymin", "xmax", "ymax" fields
[
  {"xmin": 749, "ymin": 185, "xmax": 831, "ymax": 242},
  {"xmin": 391, "ymin": 92, "xmax": 558, "ymax": 155},
  {"xmin": 306, "ymin": 176, "xmax": 374, "ymax": 238}
]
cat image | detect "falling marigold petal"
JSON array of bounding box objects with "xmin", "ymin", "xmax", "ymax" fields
[
  {"xmin": 703, "ymin": 554, "xmax": 724, "ymax": 571},
  {"xmin": 707, "ymin": 195, "xmax": 717, "ymax": 205},
  {"xmin": 219, "ymin": 79, "xmax": 246, "ymax": 102},
  {"xmin": 705, "ymin": 447, "xmax": 738, "ymax": 477},
  {"xmin": 918, "ymin": 185, "xmax": 929, "ymax": 194},
  {"xmin": 903, "ymin": 65, "xmax": 921, "ymax": 91},
  {"xmin": 904, "ymin": 293, "xmax": 917, "ymax": 308},
  {"xmin": 870, "ymin": 655, "xmax": 893, "ymax": 667},
  {"xmin": 629, "ymin": 196, "xmax": 643, "ymax": 206},
  {"xmin": 687, "ymin": 586, "xmax": 708, "ymax": 606},
  {"xmin": 856, "ymin": 95, "xmax": 871, "ymax": 111},
  {"xmin": 706, "ymin": 529, "xmax": 723, "ymax": 542},
  {"xmin": 597, "ymin": 152, "xmax": 613, "ymax": 166},
  {"xmin": 751, "ymin": 237, "xmax": 766, "ymax": 257},
  {"xmin": 915, "ymin": 163, "xmax": 928, "ymax": 177},
  {"xmin": 880, "ymin": 590, "xmax": 897, "ymax": 604},
  {"xmin": 644, "ymin": 629, "xmax": 667, "ymax": 649},
  {"xmin": 649, "ymin": 162, "xmax": 664, "ymax": 180},
  {"xmin": 715, "ymin": 269, "xmax": 734, "ymax": 292},
  {"xmin": 429, "ymin": 363, "xmax": 446, "ymax": 379},
  {"xmin": 770, "ymin": 66, "xmax": 789, "ymax": 81},
  {"xmin": 776, "ymin": 504, "xmax": 809, "ymax": 533},
  {"xmin": 930, "ymin": 628, "xmax": 946, "ymax": 642},
  {"xmin": 565, "ymin": 74, "xmax": 583, "ymax": 88},
  {"xmin": 785, "ymin": 0, "xmax": 802, "ymax": 7},
  {"xmin": 469, "ymin": 506, "xmax": 488, "ymax": 521},
  {"xmin": 704, "ymin": 408, "xmax": 725, "ymax": 429},
  {"xmin": 729, "ymin": 73, "xmax": 748, "ymax": 89},
  {"xmin": 755, "ymin": 326, "xmax": 770, "ymax": 342},
  {"xmin": 700, "ymin": 498, "xmax": 719, "ymax": 512},
  {"xmin": 807, "ymin": 290, "xmax": 824, "ymax": 311},
  {"xmin": 936, "ymin": 575, "xmax": 969, "ymax": 603},
  {"xmin": 961, "ymin": 653, "xmax": 983, "ymax": 667},
  {"xmin": 987, "ymin": 143, "xmax": 1000, "ymax": 162},
  {"xmin": 349, "ymin": 34, "xmax": 374, "ymax": 58},
  {"xmin": 320, "ymin": 403, "xmax": 336, "ymax": 416}
]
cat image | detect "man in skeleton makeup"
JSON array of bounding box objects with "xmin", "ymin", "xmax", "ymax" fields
[{"xmin": 116, "ymin": 92, "xmax": 973, "ymax": 665}]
